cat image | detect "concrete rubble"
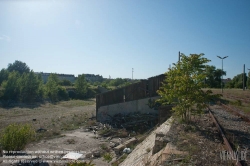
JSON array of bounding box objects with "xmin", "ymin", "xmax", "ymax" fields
[{"xmin": 105, "ymin": 111, "xmax": 158, "ymax": 130}]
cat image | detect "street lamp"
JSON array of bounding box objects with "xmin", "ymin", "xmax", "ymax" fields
[{"xmin": 217, "ymin": 56, "xmax": 228, "ymax": 93}]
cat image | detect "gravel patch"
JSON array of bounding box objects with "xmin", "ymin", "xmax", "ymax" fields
[{"xmin": 210, "ymin": 105, "xmax": 250, "ymax": 165}]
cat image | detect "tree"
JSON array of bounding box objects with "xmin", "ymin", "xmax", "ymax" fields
[
  {"xmin": 204, "ymin": 65, "xmax": 226, "ymax": 88},
  {"xmin": 45, "ymin": 74, "xmax": 60, "ymax": 102},
  {"xmin": 1, "ymin": 71, "xmax": 20, "ymax": 101},
  {"xmin": 59, "ymin": 79, "xmax": 72, "ymax": 86},
  {"xmin": 18, "ymin": 71, "xmax": 42, "ymax": 103},
  {"xmin": 157, "ymin": 53, "xmax": 220, "ymax": 123},
  {"xmin": 37, "ymin": 73, "xmax": 45, "ymax": 100},
  {"xmin": 7, "ymin": 60, "xmax": 30, "ymax": 74},
  {"xmin": 58, "ymin": 86, "xmax": 69, "ymax": 100},
  {"xmin": 75, "ymin": 74, "xmax": 88, "ymax": 99},
  {"xmin": 226, "ymin": 73, "xmax": 247, "ymax": 89},
  {"xmin": 109, "ymin": 78, "xmax": 125, "ymax": 86},
  {"xmin": 0, "ymin": 69, "xmax": 9, "ymax": 85}
]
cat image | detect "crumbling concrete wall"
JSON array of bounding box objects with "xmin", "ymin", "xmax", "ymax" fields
[{"xmin": 96, "ymin": 96, "xmax": 160, "ymax": 122}]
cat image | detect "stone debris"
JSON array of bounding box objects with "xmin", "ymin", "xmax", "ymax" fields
[
  {"xmin": 123, "ymin": 148, "xmax": 131, "ymax": 154},
  {"xmin": 114, "ymin": 137, "xmax": 137, "ymax": 155},
  {"xmin": 93, "ymin": 151, "xmax": 101, "ymax": 158},
  {"xmin": 105, "ymin": 112, "xmax": 158, "ymax": 130}
]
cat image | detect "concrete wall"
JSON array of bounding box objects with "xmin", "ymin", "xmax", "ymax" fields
[{"xmin": 97, "ymin": 96, "xmax": 160, "ymax": 122}]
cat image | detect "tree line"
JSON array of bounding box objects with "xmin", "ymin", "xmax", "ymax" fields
[
  {"xmin": 225, "ymin": 73, "xmax": 249, "ymax": 89},
  {"xmin": 204, "ymin": 65, "xmax": 250, "ymax": 89},
  {"xmin": 0, "ymin": 60, "xmax": 93, "ymax": 106}
]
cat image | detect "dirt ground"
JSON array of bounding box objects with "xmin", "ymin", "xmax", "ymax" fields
[{"xmin": 0, "ymin": 99, "xmax": 115, "ymax": 166}]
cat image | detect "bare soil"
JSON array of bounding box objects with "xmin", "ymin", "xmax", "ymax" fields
[{"xmin": 0, "ymin": 99, "xmax": 114, "ymax": 166}]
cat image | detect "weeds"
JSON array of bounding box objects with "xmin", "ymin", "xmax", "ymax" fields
[
  {"xmin": 103, "ymin": 153, "xmax": 113, "ymax": 163},
  {"xmin": 67, "ymin": 138, "xmax": 76, "ymax": 144},
  {"xmin": 0, "ymin": 123, "xmax": 35, "ymax": 151},
  {"xmin": 100, "ymin": 143, "xmax": 109, "ymax": 151},
  {"xmin": 111, "ymin": 154, "xmax": 128, "ymax": 166},
  {"xmin": 229, "ymin": 100, "xmax": 242, "ymax": 106}
]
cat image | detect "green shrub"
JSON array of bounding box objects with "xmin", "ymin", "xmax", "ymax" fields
[
  {"xmin": 103, "ymin": 153, "xmax": 113, "ymax": 163},
  {"xmin": 68, "ymin": 90, "xmax": 76, "ymax": 99},
  {"xmin": 0, "ymin": 123, "xmax": 35, "ymax": 151},
  {"xmin": 58, "ymin": 86, "xmax": 69, "ymax": 101}
]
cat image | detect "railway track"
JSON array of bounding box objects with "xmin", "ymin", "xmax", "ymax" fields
[{"xmin": 208, "ymin": 104, "xmax": 250, "ymax": 166}]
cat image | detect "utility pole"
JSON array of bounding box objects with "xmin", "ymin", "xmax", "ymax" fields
[
  {"xmin": 132, "ymin": 68, "xmax": 134, "ymax": 80},
  {"xmin": 243, "ymin": 64, "xmax": 245, "ymax": 90},
  {"xmin": 217, "ymin": 56, "xmax": 228, "ymax": 93}
]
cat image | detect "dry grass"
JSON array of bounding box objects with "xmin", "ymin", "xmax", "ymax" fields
[
  {"xmin": 203, "ymin": 88, "xmax": 250, "ymax": 98},
  {"xmin": 58, "ymin": 99, "xmax": 95, "ymax": 108},
  {"xmin": 0, "ymin": 99, "xmax": 96, "ymax": 140},
  {"xmin": 203, "ymin": 88, "xmax": 250, "ymax": 114}
]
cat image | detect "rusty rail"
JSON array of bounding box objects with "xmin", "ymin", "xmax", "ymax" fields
[
  {"xmin": 220, "ymin": 103, "xmax": 250, "ymax": 123},
  {"xmin": 207, "ymin": 106, "xmax": 242, "ymax": 166}
]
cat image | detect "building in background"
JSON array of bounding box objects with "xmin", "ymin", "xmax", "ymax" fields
[
  {"xmin": 83, "ymin": 74, "xmax": 103, "ymax": 82},
  {"xmin": 35, "ymin": 72, "xmax": 104, "ymax": 83},
  {"xmin": 35, "ymin": 72, "xmax": 75, "ymax": 83}
]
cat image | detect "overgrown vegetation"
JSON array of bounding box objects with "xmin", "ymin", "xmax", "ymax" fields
[
  {"xmin": 111, "ymin": 154, "xmax": 128, "ymax": 166},
  {"xmin": 0, "ymin": 123, "xmax": 35, "ymax": 151},
  {"xmin": 157, "ymin": 53, "xmax": 221, "ymax": 123},
  {"xmin": 0, "ymin": 60, "xmax": 96, "ymax": 106},
  {"xmin": 95, "ymin": 78, "xmax": 135, "ymax": 90},
  {"xmin": 103, "ymin": 153, "xmax": 113, "ymax": 163},
  {"xmin": 204, "ymin": 65, "xmax": 226, "ymax": 88},
  {"xmin": 225, "ymin": 73, "xmax": 249, "ymax": 89}
]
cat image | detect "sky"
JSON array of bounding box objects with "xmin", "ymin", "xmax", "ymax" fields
[{"xmin": 0, "ymin": 0, "xmax": 250, "ymax": 79}]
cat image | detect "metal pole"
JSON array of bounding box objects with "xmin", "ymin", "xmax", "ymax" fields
[
  {"xmin": 222, "ymin": 59, "xmax": 223, "ymax": 93},
  {"xmin": 217, "ymin": 56, "xmax": 228, "ymax": 93}
]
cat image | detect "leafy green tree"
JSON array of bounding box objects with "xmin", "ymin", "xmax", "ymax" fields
[
  {"xmin": 0, "ymin": 69, "xmax": 9, "ymax": 85},
  {"xmin": 93, "ymin": 81, "xmax": 100, "ymax": 86},
  {"xmin": 58, "ymin": 86, "xmax": 69, "ymax": 100},
  {"xmin": 1, "ymin": 71, "xmax": 20, "ymax": 101},
  {"xmin": 59, "ymin": 79, "xmax": 72, "ymax": 86},
  {"xmin": 204, "ymin": 65, "xmax": 226, "ymax": 88},
  {"xmin": 226, "ymin": 73, "xmax": 247, "ymax": 89},
  {"xmin": 75, "ymin": 74, "xmax": 88, "ymax": 99},
  {"xmin": 157, "ymin": 53, "xmax": 220, "ymax": 123},
  {"xmin": 45, "ymin": 74, "xmax": 60, "ymax": 102},
  {"xmin": 109, "ymin": 78, "xmax": 124, "ymax": 86},
  {"xmin": 37, "ymin": 73, "xmax": 45, "ymax": 99},
  {"xmin": 18, "ymin": 71, "xmax": 42, "ymax": 103},
  {"xmin": 7, "ymin": 60, "xmax": 30, "ymax": 74}
]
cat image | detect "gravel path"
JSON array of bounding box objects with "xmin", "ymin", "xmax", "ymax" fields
[{"xmin": 210, "ymin": 105, "xmax": 250, "ymax": 165}]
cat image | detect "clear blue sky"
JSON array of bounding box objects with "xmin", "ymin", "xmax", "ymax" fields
[{"xmin": 1, "ymin": 0, "xmax": 250, "ymax": 79}]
